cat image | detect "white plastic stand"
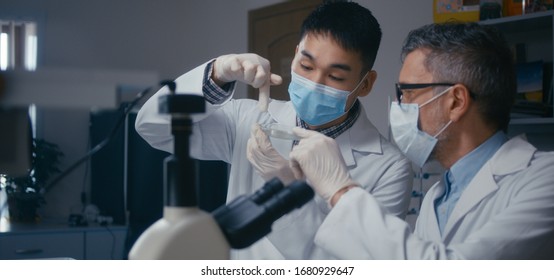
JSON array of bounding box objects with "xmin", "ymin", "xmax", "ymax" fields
[{"xmin": 128, "ymin": 206, "xmax": 229, "ymax": 259}]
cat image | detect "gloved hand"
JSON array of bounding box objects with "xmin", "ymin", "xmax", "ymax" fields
[
  {"xmin": 247, "ymin": 123, "xmax": 295, "ymax": 185},
  {"xmin": 289, "ymin": 128, "xmax": 360, "ymax": 203},
  {"xmin": 213, "ymin": 53, "xmax": 282, "ymax": 89}
]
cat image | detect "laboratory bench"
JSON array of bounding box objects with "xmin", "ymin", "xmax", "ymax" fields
[{"xmin": 0, "ymin": 217, "xmax": 127, "ymax": 260}]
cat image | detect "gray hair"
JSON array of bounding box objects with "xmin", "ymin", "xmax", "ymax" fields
[{"xmin": 401, "ymin": 22, "xmax": 516, "ymax": 132}]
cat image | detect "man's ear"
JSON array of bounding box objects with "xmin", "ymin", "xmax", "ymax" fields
[
  {"xmin": 358, "ymin": 70, "xmax": 377, "ymax": 97},
  {"xmin": 449, "ymin": 84, "xmax": 471, "ymax": 122}
]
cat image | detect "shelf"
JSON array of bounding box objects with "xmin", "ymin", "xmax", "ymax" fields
[
  {"xmin": 480, "ymin": 10, "xmax": 553, "ymax": 58},
  {"xmin": 510, "ymin": 117, "xmax": 554, "ymax": 125},
  {"xmin": 480, "ymin": 10, "xmax": 554, "ymax": 31}
]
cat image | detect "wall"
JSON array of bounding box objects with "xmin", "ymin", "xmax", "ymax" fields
[{"xmin": 0, "ymin": 0, "xmax": 433, "ymax": 219}]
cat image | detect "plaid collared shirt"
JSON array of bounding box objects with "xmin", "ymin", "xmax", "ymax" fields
[{"xmin": 202, "ymin": 60, "xmax": 234, "ymax": 104}]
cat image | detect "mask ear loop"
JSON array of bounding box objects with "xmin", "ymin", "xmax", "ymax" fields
[
  {"xmin": 418, "ymin": 86, "xmax": 453, "ymax": 138},
  {"xmin": 419, "ymin": 86, "xmax": 453, "ymax": 108},
  {"xmin": 351, "ymin": 71, "xmax": 371, "ymax": 94},
  {"xmin": 343, "ymin": 71, "xmax": 371, "ymax": 112},
  {"xmin": 433, "ymin": 119, "xmax": 452, "ymax": 138}
]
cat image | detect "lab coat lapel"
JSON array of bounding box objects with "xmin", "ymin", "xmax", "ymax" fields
[
  {"xmin": 422, "ymin": 181, "xmax": 445, "ymax": 241},
  {"xmin": 441, "ymin": 135, "xmax": 536, "ymax": 239},
  {"xmin": 335, "ymin": 105, "xmax": 382, "ymax": 166},
  {"xmin": 442, "ymin": 164, "xmax": 498, "ymax": 239},
  {"xmin": 268, "ymin": 100, "xmax": 296, "ymax": 125}
]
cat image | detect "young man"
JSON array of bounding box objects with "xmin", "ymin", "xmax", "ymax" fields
[
  {"xmin": 135, "ymin": 1, "xmax": 412, "ymax": 259},
  {"xmin": 289, "ymin": 22, "xmax": 554, "ymax": 259}
]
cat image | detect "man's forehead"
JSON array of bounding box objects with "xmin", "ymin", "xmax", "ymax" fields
[
  {"xmin": 399, "ymin": 50, "xmax": 433, "ymax": 82},
  {"xmin": 297, "ymin": 34, "xmax": 362, "ymax": 72}
]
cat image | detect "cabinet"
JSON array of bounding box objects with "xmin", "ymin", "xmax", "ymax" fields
[
  {"xmin": 405, "ymin": 162, "xmax": 444, "ymax": 231},
  {"xmin": 480, "ymin": 10, "xmax": 554, "ymax": 151},
  {"xmin": 0, "ymin": 220, "xmax": 127, "ymax": 260}
]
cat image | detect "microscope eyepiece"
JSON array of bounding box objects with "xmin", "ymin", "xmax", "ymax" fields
[{"xmin": 212, "ymin": 178, "xmax": 314, "ymax": 249}]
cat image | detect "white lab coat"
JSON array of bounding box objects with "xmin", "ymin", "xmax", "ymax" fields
[
  {"xmin": 315, "ymin": 136, "xmax": 554, "ymax": 259},
  {"xmin": 135, "ymin": 60, "xmax": 413, "ymax": 259}
]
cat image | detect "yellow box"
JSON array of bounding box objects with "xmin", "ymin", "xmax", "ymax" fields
[{"xmin": 434, "ymin": 0, "xmax": 480, "ymax": 23}]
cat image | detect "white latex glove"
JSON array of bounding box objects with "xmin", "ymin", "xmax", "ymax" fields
[
  {"xmin": 246, "ymin": 123, "xmax": 295, "ymax": 185},
  {"xmin": 289, "ymin": 128, "xmax": 360, "ymax": 203},
  {"xmin": 213, "ymin": 53, "xmax": 282, "ymax": 89},
  {"xmin": 258, "ymin": 83, "xmax": 270, "ymax": 112}
]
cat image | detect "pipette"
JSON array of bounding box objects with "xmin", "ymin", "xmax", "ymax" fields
[{"xmin": 258, "ymin": 82, "xmax": 270, "ymax": 112}]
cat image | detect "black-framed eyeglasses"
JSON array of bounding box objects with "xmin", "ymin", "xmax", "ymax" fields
[{"xmin": 395, "ymin": 83, "xmax": 455, "ymax": 104}]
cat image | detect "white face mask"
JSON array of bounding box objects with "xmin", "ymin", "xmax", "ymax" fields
[{"xmin": 389, "ymin": 87, "xmax": 452, "ymax": 167}]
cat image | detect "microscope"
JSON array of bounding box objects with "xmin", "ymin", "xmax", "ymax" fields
[{"xmin": 128, "ymin": 82, "xmax": 314, "ymax": 259}]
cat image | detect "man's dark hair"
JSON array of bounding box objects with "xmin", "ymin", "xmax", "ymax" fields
[{"xmin": 300, "ymin": 1, "xmax": 382, "ymax": 74}]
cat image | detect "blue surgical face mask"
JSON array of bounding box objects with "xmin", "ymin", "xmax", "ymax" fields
[
  {"xmin": 389, "ymin": 87, "xmax": 452, "ymax": 167},
  {"xmin": 289, "ymin": 71, "xmax": 367, "ymax": 126}
]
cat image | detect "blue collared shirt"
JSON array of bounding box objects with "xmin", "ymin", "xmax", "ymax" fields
[{"xmin": 434, "ymin": 131, "xmax": 508, "ymax": 234}]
